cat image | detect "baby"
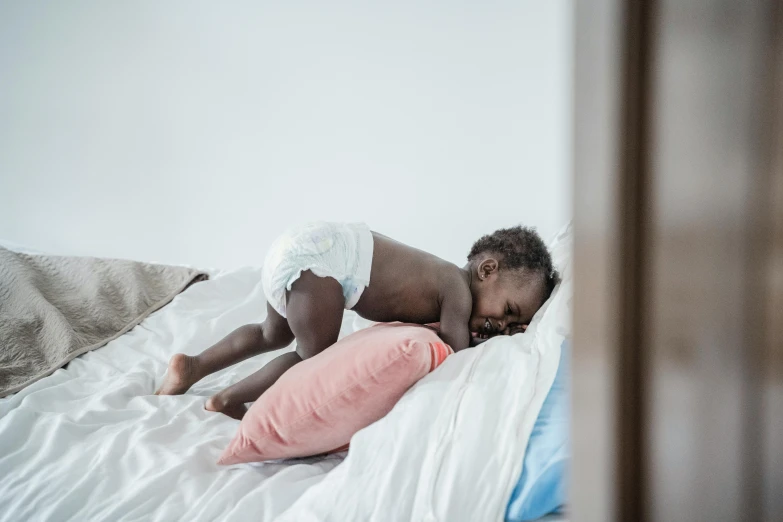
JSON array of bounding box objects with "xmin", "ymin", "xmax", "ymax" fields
[{"xmin": 156, "ymin": 222, "xmax": 558, "ymax": 419}]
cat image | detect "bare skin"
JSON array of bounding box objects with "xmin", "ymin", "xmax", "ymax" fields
[{"xmin": 155, "ymin": 231, "xmax": 547, "ymax": 419}]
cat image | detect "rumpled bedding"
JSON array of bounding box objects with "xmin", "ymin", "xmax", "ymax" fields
[
  {"xmin": 0, "ymin": 224, "xmax": 571, "ymax": 521},
  {"xmin": 0, "ymin": 247, "xmax": 206, "ymax": 396},
  {"xmin": 0, "ymin": 265, "xmax": 349, "ymax": 521}
]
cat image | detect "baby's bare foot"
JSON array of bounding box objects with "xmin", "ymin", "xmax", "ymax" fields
[
  {"xmin": 205, "ymin": 393, "xmax": 248, "ymax": 421},
  {"xmin": 155, "ymin": 354, "xmax": 200, "ymax": 395}
]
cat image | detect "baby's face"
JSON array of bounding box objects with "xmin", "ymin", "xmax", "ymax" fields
[{"xmin": 469, "ymin": 270, "xmax": 543, "ymax": 341}]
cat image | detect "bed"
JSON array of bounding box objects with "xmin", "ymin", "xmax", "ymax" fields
[{"xmin": 0, "ymin": 242, "xmax": 570, "ymax": 521}]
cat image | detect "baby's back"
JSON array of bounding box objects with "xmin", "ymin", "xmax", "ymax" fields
[{"xmin": 351, "ymin": 232, "xmax": 468, "ymax": 324}]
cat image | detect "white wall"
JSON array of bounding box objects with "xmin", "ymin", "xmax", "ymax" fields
[{"xmin": 0, "ymin": 1, "xmax": 572, "ymax": 269}]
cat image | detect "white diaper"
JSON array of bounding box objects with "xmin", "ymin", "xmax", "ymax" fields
[{"xmin": 261, "ymin": 222, "xmax": 374, "ymax": 318}]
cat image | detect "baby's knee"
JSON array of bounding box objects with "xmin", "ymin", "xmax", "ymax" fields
[{"xmin": 261, "ymin": 321, "xmax": 294, "ymax": 348}]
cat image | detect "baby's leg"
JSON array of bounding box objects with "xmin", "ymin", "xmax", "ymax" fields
[
  {"xmin": 205, "ymin": 270, "xmax": 345, "ymax": 419},
  {"xmin": 155, "ymin": 303, "xmax": 294, "ymax": 396}
]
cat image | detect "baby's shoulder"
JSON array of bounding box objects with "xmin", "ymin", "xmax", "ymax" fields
[{"xmin": 436, "ymin": 263, "xmax": 471, "ymax": 298}]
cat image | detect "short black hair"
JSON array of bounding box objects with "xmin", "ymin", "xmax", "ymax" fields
[{"xmin": 468, "ymin": 225, "xmax": 560, "ymax": 304}]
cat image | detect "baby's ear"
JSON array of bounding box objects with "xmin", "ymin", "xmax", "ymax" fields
[{"xmin": 478, "ymin": 258, "xmax": 499, "ymax": 280}]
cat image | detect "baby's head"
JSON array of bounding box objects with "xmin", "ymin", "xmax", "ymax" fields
[{"xmin": 467, "ymin": 226, "xmax": 559, "ymax": 340}]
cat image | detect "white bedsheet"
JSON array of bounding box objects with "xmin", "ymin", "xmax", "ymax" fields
[{"xmin": 0, "ymin": 266, "xmax": 351, "ymax": 522}]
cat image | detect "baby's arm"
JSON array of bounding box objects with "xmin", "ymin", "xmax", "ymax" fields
[{"xmin": 438, "ymin": 283, "xmax": 472, "ymax": 352}]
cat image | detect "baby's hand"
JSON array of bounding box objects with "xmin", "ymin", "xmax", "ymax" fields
[
  {"xmin": 469, "ymin": 335, "xmax": 490, "ymax": 347},
  {"xmin": 503, "ymin": 324, "xmax": 528, "ymax": 336},
  {"xmin": 469, "ymin": 324, "xmax": 528, "ymax": 347}
]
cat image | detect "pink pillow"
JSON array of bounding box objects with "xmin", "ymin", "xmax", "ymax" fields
[{"xmin": 217, "ymin": 323, "xmax": 452, "ymax": 465}]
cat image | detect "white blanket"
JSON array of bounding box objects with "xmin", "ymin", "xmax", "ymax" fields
[
  {"xmin": 277, "ymin": 224, "xmax": 572, "ymax": 522},
  {"xmin": 0, "ymin": 266, "xmax": 351, "ymax": 521}
]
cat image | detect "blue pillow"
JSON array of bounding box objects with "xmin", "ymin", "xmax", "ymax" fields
[{"xmin": 505, "ymin": 339, "xmax": 570, "ymax": 521}]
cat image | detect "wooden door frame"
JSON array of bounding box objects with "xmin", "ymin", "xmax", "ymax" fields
[{"xmin": 571, "ymin": 0, "xmax": 782, "ymax": 520}]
